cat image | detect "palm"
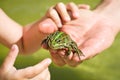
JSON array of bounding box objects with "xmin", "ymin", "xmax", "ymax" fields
[
  {"xmin": 49, "ymin": 10, "xmax": 116, "ymax": 66},
  {"xmin": 62, "ymin": 17, "xmax": 114, "ymax": 60}
]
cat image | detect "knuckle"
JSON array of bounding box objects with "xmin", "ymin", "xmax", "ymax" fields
[{"xmin": 49, "ymin": 9, "xmax": 56, "ymax": 16}]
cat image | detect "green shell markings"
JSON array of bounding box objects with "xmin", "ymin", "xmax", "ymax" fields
[{"xmin": 42, "ymin": 31, "xmax": 84, "ymax": 60}]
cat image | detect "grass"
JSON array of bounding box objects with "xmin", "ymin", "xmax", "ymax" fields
[{"xmin": 0, "ymin": 0, "xmax": 120, "ymax": 80}]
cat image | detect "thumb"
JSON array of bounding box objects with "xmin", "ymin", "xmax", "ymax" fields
[{"xmin": 38, "ymin": 18, "xmax": 58, "ymax": 34}]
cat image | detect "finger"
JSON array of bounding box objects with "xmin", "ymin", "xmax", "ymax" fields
[
  {"xmin": 78, "ymin": 4, "xmax": 90, "ymax": 10},
  {"xmin": 17, "ymin": 58, "xmax": 51, "ymax": 78},
  {"xmin": 2, "ymin": 44, "xmax": 19, "ymax": 70},
  {"xmin": 57, "ymin": 50, "xmax": 80, "ymax": 67},
  {"xmin": 50, "ymin": 50, "xmax": 66, "ymax": 66},
  {"xmin": 38, "ymin": 18, "xmax": 58, "ymax": 34},
  {"xmin": 41, "ymin": 42, "xmax": 49, "ymax": 49},
  {"xmin": 59, "ymin": 52, "xmax": 81, "ymax": 67},
  {"xmin": 59, "ymin": 51, "xmax": 77, "ymax": 67},
  {"xmin": 66, "ymin": 51, "xmax": 73, "ymax": 60},
  {"xmin": 45, "ymin": 68, "xmax": 50, "ymax": 80},
  {"xmin": 31, "ymin": 68, "xmax": 50, "ymax": 80},
  {"xmin": 47, "ymin": 7, "xmax": 62, "ymax": 28},
  {"xmin": 63, "ymin": 53, "xmax": 81, "ymax": 67},
  {"xmin": 55, "ymin": 2, "xmax": 71, "ymax": 22},
  {"xmin": 66, "ymin": 2, "xmax": 80, "ymax": 19}
]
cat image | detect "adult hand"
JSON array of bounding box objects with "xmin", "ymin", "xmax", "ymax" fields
[
  {"xmin": 44, "ymin": 2, "xmax": 119, "ymax": 67},
  {"xmin": 0, "ymin": 45, "xmax": 51, "ymax": 80}
]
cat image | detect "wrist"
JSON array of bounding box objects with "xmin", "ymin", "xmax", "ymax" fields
[{"xmin": 94, "ymin": 0, "xmax": 120, "ymax": 32}]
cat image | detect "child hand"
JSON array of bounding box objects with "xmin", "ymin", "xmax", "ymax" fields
[{"xmin": 0, "ymin": 45, "xmax": 51, "ymax": 80}]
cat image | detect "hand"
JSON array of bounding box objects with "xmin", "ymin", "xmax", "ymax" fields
[
  {"xmin": 45, "ymin": 2, "xmax": 90, "ymax": 28},
  {"xmin": 44, "ymin": 2, "xmax": 119, "ymax": 67},
  {"xmin": 0, "ymin": 45, "xmax": 51, "ymax": 80}
]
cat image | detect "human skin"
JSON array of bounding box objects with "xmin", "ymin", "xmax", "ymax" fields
[
  {"xmin": 0, "ymin": 9, "xmax": 55, "ymax": 79},
  {"xmin": 0, "ymin": 3, "xmax": 88, "ymax": 54},
  {"xmin": 0, "ymin": 3, "xmax": 82, "ymax": 54},
  {"xmin": 0, "ymin": 45, "xmax": 51, "ymax": 80},
  {"xmin": 44, "ymin": 0, "xmax": 120, "ymax": 66},
  {"xmin": 1, "ymin": 1, "xmax": 120, "ymax": 80},
  {"xmin": 0, "ymin": 8, "xmax": 57, "ymax": 54},
  {"xmin": 0, "ymin": 3, "xmax": 83, "ymax": 79}
]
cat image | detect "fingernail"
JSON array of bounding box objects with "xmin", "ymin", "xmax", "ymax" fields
[
  {"xmin": 46, "ymin": 58, "xmax": 52, "ymax": 64},
  {"xmin": 74, "ymin": 13, "xmax": 79, "ymax": 18},
  {"xmin": 11, "ymin": 45, "xmax": 16, "ymax": 51},
  {"xmin": 65, "ymin": 17, "xmax": 70, "ymax": 22},
  {"xmin": 58, "ymin": 24, "xmax": 62, "ymax": 28}
]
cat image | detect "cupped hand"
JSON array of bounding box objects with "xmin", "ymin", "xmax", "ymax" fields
[
  {"xmin": 0, "ymin": 45, "xmax": 51, "ymax": 80},
  {"xmin": 44, "ymin": 2, "xmax": 118, "ymax": 67}
]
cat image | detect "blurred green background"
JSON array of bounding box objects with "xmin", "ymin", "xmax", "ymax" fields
[{"xmin": 0, "ymin": 0, "xmax": 120, "ymax": 80}]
